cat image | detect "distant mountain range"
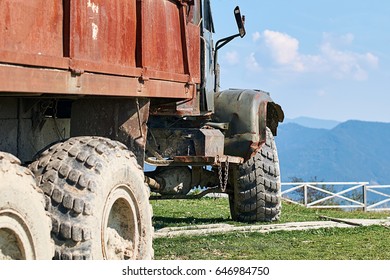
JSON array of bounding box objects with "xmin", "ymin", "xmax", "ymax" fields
[
  {"xmin": 283, "ymin": 116, "xmax": 340, "ymax": 129},
  {"xmin": 275, "ymin": 118, "xmax": 390, "ymax": 184}
]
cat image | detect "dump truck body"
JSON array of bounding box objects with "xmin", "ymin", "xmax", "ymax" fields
[{"xmin": 0, "ymin": 0, "xmax": 199, "ymax": 100}]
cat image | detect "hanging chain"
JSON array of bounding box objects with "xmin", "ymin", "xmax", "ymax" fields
[
  {"xmin": 223, "ymin": 157, "xmax": 229, "ymax": 192},
  {"xmin": 217, "ymin": 155, "xmax": 223, "ymax": 188},
  {"xmin": 217, "ymin": 156, "xmax": 229, "ymax": 192}
]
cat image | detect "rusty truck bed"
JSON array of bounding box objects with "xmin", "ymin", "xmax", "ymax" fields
[{"xmin": 0, "ymin": 0, "xmax": 200, "ymax": 99}]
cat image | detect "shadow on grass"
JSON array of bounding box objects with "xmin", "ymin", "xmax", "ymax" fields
[{"xmin": 152, "ymin": 216, "xmax": 232, "ymax": 230}]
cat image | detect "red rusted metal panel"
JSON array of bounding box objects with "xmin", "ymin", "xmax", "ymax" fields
[
  {"xmin": 0, "ymin": 63, "xmax": 137, "ymax": 96},
  {"xmin": 0, "ymin": 50, "xmax": 69, "ymax": 69},
  {"xmin": 0, "ymin": 63, "xmax": 194, "ymax": 99},
  {"xmin": 0, "ymin": 0, "xmax": 201, "ymax": 109},
  {"xmin": 0, "ymin": 0, "xmax": 64, "ymax": 66},
  {"xmin": 69, "ymin": 0, "xmax": 138, "ymax": 73},
  {"xmin": 187, "ymin": 23, "xmax": 201, "ymax": 83},
  {"xmin": 139, "ymin": 0, "xmax": 200, "ymax": 82},
  {"xmin": 140, "ymin": 0, "xmax": 185, "ymax": 74}
]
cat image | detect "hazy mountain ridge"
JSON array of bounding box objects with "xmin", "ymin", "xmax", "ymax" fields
[
  {"xmin": 276, "ymin": 119, "xmax": 390, "ymax": 184},
  {"xmin": 283, "ymin": 116, "xmax": 340, "ymax": 129}
]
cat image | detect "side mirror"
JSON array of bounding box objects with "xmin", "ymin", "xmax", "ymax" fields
[{"xmin": 234, "ymin": 6, "xmax": 246, "ymax": 38}]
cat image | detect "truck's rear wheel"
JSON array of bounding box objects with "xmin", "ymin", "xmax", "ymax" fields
[
  {"xmin": 0, "ymin": 152, "xmax": 53, "ymax": 260},
  {"xmin": 30, "ymin": 137, "xmax": 153, "ymax": 260},
  {"xmin": 229, "ymin": 128, "xmax": 281, "ymax": 222}
]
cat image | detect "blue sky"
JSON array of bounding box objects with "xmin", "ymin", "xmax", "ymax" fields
[{"xmin": 211, "ymin": 1, "xmax": 390, "ymax": 122}]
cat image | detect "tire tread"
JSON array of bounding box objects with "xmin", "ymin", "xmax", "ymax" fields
[
  {"xmin": 29, "ymin": 136, "xmax": 153, "ymax": 260},
  {"xmin": 229, "ymin": 128, "xmax": 282, "ymax": 222}
]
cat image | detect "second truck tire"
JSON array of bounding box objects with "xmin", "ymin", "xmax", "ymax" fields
[
  {"xmin": 30, "ymin": 136, "xmax": 153, "ymax": 260},
  {"xmin": 229, "ymin": 128, "xmax": 282, "ymax": 222}
]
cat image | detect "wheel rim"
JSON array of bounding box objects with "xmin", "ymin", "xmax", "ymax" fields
[
  {"xmin": 102, "ymin": 185, "xmax": 140, "ymax": 260},
  {"xmin": 0, "ymin": 210, "xmax": 36, "ymax": 260}
]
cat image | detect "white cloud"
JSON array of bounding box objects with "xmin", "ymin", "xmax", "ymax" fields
[
  {"xmin": 323, "ymin": 32, "xmax": 355, "ymax": 46},
  {"xmin": 263, "ymin": 30, "xmax": 299, "ymax": 65},
  {"xmin": 258, "ymin": 30, "xmax": 379, "ymax": 81},
  {"xmin": 320, "ymin": 40, "xmax": 379, "ymax": 81},
  {"xmin": 246, "ymin": 52, "xmax": 262, "ymax": 72},
  {"xmin": 262, "ymin": 30, "xmax": 306, "ymax": 72},
  {"xmin": 365, "ymin": 52, "xmax": 379, "ymax": 68},
  {"xmin": 252, "ymin": 31, "xmax": 261, "ymax": 42},
  {"xmin": 224, "ymin": 51, "xmax": 240, "ymax": 65}
]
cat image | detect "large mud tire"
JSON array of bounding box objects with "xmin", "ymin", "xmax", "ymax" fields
[
  {"xmin": 229, "ymin": 128, "xmax": 281, "ymax": 222},
  {"xmin": 29, "ymin": 137, "xmax": 153, "ymax": 260},
  {"xmin": 0, "ymin": 152, "xmax": 53, "ymax": 260}
]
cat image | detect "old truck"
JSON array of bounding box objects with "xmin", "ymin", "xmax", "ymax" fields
[{"xmin": 0, "ymin": 0, "xmax": 284, "ymax": 260}]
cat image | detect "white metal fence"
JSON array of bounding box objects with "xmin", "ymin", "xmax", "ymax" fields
[{"xmin": 281, "ymin": 182, "xmax": 390, "ymax": 212}]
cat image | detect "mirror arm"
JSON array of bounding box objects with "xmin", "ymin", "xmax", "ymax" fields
[
  {"xmin": 213, "ymin": 6, "xmax": 246, "ymax": 93},
  {"xmin": 215, "ymin": 33, "xmax": 241, "ymax": 52},
  {"xmin": 213, "ymin": 33, "xmax": 241, "ymax": 93}
]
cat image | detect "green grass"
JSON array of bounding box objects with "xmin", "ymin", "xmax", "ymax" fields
[
  {"xmin": 151, "ymin": 198, "xmax": 388, "ymax": 229},
  {"xmin": 151, "ymin": 198, "xmax": 390, "ymax": 260},
  {"xmin": 151, "ymin": 198, "xmax": 232, "ymax": 230},
  {"xmin": 153, "ymin": 226, "xmax": 390, "ymax": 260}
]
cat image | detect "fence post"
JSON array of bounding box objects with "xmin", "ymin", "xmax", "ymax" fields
[
  {"xmin": 363, "ymin": 184, "xmax": 367, "ymax": 212},
  {"xmin": 304, "ymin": 184, "xmax": 308, "ymax": 207}
]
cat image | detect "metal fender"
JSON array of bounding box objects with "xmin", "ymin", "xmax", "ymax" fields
[{"xmin": 213, "ymin": 89, "xmax": 284, "ymax": 161}]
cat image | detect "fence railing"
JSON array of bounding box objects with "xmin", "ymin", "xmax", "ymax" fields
[{"xmin": 281, "ymin": 182, "xmax": 390, "ymax": 212}]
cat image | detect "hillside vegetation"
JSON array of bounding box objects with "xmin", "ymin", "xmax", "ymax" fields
[{"xmin": 276, "ymin": 120, "xmax": 390, "ymax": 184}]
